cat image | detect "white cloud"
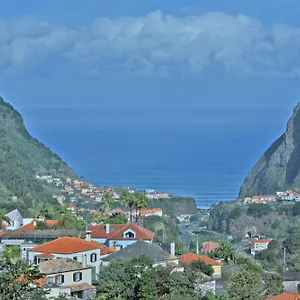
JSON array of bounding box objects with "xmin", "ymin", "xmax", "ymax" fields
[{"xmin": 1, "ymin": 11, "xmax": 300, "ymax": 77}]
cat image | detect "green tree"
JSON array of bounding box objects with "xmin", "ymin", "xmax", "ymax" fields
[
  {"xmin": 35, "ymin": 221, "xmax": 50, "ymax": 230},
  {"xmin": 0, "ymin": 209, "xmax": 11, "ymax": 228},
  {"xmin": 100, "ymin": 192, "xmax": 114, "ymax": 215},
  {"xmin": 292, "ymin": 202, "xmax": 300, "ymax": 216},
  {"xmin": 104, "ymin": 212, "xmax": 127, "ymax": 224},
  {"xmin": 190, "ymin": 259, "xmax": 214, "ymax": 276},
  {"xmin": 1, "ymin": 246, "xmax": 20, "ymax": 264},
  {"xmin": 247, "ymin": 203, "xmax": 272, "ymax": 218},
  {"xmin": 134, "ymin": 192, "xmax": 148, "ymax": 224},
  {"xmin": 264, "ymin": 273, "xmax": 283, "ymax": 298},
  {"xmin": 228, "ymin": 270, "xmax": 263, "ymax": 300},
  {"xmin": 120, "ymin": 190, "xmax": 135, "ymax": 222},
  {"xmin": 0, "ymin": 259, "xmax": 48, "ymax": 300},
  {"xmin": 213, "ymin": 241, "xmax": 233, "ymax": 262}
]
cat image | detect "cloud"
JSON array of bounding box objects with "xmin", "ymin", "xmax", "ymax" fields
[{"xmin": 1, "ymin": 11, "xmax": 300, "ymax": 78}]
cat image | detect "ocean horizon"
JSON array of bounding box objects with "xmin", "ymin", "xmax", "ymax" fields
[{"xmin": 20, "ymin": 107, "xmax": 290, "ymax": 207}]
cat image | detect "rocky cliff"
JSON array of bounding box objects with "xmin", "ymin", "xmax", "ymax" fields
[
  {"xmin": 239, "ymin": 103, "xmax": 300, "ymax": 198},
  {"xmin": 0, "ymin": 97, "xmax": 76, "ymax": 213}
]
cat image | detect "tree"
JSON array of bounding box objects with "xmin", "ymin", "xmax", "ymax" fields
[
  {"xmin": 100, "ymin": 192, "xmax": 114, "ymax": 215},
  {"xmin": 0, "ymin": 209, "xmax": 11, "ymax": 228},
  {"xmin": 228, "ymin": 270, "xmax": 264, "ymax": 300},
  {"xmin": 0, "ymin": 259, "xmax": 48, "ymax": 300},
  {"xmin": 213, "ymin": 241, "xmax": 233, "ymax": 262},
  {"xmin": 292, "ymin": 202, "xmax": 300, "ymax": 216},
  {"xmin": 104, "ymin": 212, "xmax": 127, "ymax": 224},
  {"xmin": 247, "ymin": 203, "xmax": 272, "ymax": 218},
  {"xmin": 1, "ymin": 246, "xmax": 20, "ymax": 264},
  {"xmin": 134, "ymin": 192, "xmax": 148, "ymax": 224},
  {"xmin": 120, "ymin": 190, "xmax": 135, "ymax": 222},
  {"xmin": 264, "ymin": 273, "xmax": 283, "ymax": 298},
  {"xmin": 190, "ymin": 259, "xmax": 214, "ymax": 276},
  {"xmin": 35, "ymin": 221, "xmax": 50, "ymax": 230}
]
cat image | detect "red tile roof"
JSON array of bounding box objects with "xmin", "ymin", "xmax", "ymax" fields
[
  {"xmin": 267, "ymin": 292, "xmax": 300, "ymax": 300},
  {"xmin": 29, "ymin": 237, "xmax": 103, "ymax": 254},
  {"xmin": 18, "ymin": 220, "xmax": 59, "ymax": 231},
  {"xmin": 201, "ymin": 241, "xmax": 219, "ymax": 252},
  {"xmin": 89, "ymin": 222, "xmax": 155, "ymax": 240},
  {"xmin": 18, "ymin": 222, "xmax": 36, "ymax": 230},
  {"xmin": 253, "ymin": 239, "xmax": 273, "ymax": 244},
  {"xmin": 179, "ymin": 253, "xmax": 222, "ymax": 266}
]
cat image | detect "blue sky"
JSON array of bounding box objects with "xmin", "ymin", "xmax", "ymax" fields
[{"xmin": 1, "ymin": 0, "xmax": 300, "ymax": 110}]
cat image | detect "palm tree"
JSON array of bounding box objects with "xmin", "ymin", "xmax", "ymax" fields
[
  {"xmin": 120, "ymin": 190, "xmax": 135, "ymax": 222},
  {"xmin": 100, "ymin": 192, "xmax": 114, "ymax": 215},
  {"xmin": 0, "ymin": 209, "xmax": 11, "ymax": 229},
  {"xmin": 57, "ymin": 206, "xmax": 73, "ymax": 228},
  {"xmin": 214, "ymin": 240, "xmax": 233, "ymax": 262},
  {"xmin": 135, "ymin": 192, "xmax": 148, "ymax": 225}
]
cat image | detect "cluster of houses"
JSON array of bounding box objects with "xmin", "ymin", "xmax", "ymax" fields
[
  {"xmin": 242, "ymin": 190, "xmax": 300, "ymax": 204},
  {"xmin": 0, "ymin": 209, "xmax": 224, "ymax": 299}
]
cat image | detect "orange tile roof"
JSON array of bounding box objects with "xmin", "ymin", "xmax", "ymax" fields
[
  {"xmin": 89, "ymin": 240, "xmax": 115, "ymax": 255},
  {"xmin": 253, "ymin": 239, "xmax": 272, "ymax": 244},
  {"xmin": 89, "ymin": 222, "xmax": 155, "ymax": 240},
  {"xmin": 179, "ymin": 253, "xmax": 222, "ymax": 266},
  {"xmin": 44, "ymin": 220, "xmax": 59, "ymax": 226},
  {"xmin": 18, "ymin": 222, "xmax": 36, "ymax": 230},
  {"xmin": 29, "ymin": 237, "xmax": 103, "ymax": 254},
  {"xmin": 267, "ymin": 292, "xmax": 300, "ymax": 300}
]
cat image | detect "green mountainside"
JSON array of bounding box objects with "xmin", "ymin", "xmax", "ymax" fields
[{"xmin": 0, "ymin": 97, "xmax": 76, "ymax": 215}]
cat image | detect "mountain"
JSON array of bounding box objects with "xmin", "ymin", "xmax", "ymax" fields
[
  {"xmin": 239, "ymin": 103, "xmax": 300, "ymax": 198},
  {"xmin": 0, "ymin": 97, "xmax": 76, "ymax": 214}
]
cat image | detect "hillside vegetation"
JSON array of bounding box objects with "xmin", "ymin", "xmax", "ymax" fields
[{"xmin": 0, "ymin": 97, "xmax": 76, "ymax": 215}]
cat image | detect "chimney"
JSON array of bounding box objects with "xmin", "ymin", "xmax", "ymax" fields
[
  {"xmin": 105, "ymin": 223, "xmax": 110, "ymax": 234},
  {"xmin": 85, "ymin": 230, "xmax": 91, "ymax": 242},
  {"xmin": 170, "ymin": 242, "xmax": 175, "ymax": 256},
  {"xmin": 82, "ymin": 254, "xmax": 87, "ymax": 267}
]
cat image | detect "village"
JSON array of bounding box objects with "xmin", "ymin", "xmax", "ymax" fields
[{"xmin": 241, "ymin": 190, "xmax": 300, "ymax": 204}]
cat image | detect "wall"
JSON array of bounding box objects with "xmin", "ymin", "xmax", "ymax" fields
[
  {"xmin": 46, "ymin": 268, "xmax": 92, "ymax": 286},
  {"xmin": 212, "ymin": 266, "xmax": 222, "ymax": 279}
]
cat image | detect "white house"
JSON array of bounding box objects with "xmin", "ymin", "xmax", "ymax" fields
[
  {"xmin": 250, "ymin": 239, "xmax": 273, "ymax": 256},
  {"xmin": 38, "ymin": 258, "xmax": 95, "ymax": 299},
  {"xmin": 4, "ymin": 209, "xmax": 23, "ymax": 229},
  {"xmin": 27, "ymin": 235, "xmax": 114, "ymax": 280}
]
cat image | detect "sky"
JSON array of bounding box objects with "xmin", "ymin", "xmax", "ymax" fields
[{"xmin": 1, "ymin": 0, "xmax": 300, "ymax": 111}]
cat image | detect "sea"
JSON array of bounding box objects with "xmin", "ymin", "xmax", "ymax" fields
[{"xmin": 20, "ymin": 108, "xmax": 290, "ymax": 207}]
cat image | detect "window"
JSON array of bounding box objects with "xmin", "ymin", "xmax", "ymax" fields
[
  {"xmin": 47, "ymin": 277, "xmax": 54, "ymax": 284},
  {"xmin": 57, "ymin": 274, "xmax": 64, "ymax": 284},
  {"xmin": 73, "ymin": 256, "xmax": 77, "ymax": 261},
  {"xmin": 73, "ymin": 272, "xmax": 82, "ymax": 282},
  {"xmin": 90, "ymin": 253, "xmax": 97, "ymax": 263},
  {"xmin": 124, "ymin": 230, "xmax": 135, "ymax": 238}
]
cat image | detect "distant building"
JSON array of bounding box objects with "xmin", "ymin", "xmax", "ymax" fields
[
  {"xmin": 250, "ymin": 238, "xmax": 272, "ymax": 256},
  {"xmin": 201, "ymin": 241, "xmax": 219, "ymax": 253},
  {"xmin": 4, "ymin": 209, "xmax": 23, "ymax": 230},
  {"xmin": 179, "ymin": 252, "xmax": 222, "ymax": 279}
]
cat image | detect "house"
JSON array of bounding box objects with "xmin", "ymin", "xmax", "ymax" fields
[
  {"xmin": 250, "ymin": 238, "xmax": 273, "ymax": 256},
  {"xmin": 102, "ymin": 240, "xmax": 178, "ymax": 267},
  {"xmin": 38, "ymin": 258, "xmax": 95, "ymax": 299},
  {"xmin": 179, "ymin": 252, "xmax": 222, "ymax": 279},
  {"xmin": 282, "ymin": 272, "xmax": 300, "ymax": 293},
  {"xmin": 4, "ymin": 209, "xmax": 23, "ymax": 229},
  {"xmin": 18, "ymin": 220, "xmax": 59, "ymax": 230},
  {"xmin": 88, "ymin": 222, "xmax": 155, "ymax": 249},
  {"xmin": 266, "ymin": 292, "xmax": 300, "ymax": 299},
  {"xmin": 201, "ymin": 241, "xmax": 219, "ymax": 253},
  {"xmin": 28, "ymin": 235, "xmax": 113, "ymax": 280}
]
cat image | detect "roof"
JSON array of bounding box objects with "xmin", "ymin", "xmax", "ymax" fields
[
  {"xmin": 5, "ymin": 209, "xmax": 22, "ymax": 220},
  {"xmin": 29, "ymin": 237, "xmax": 103, "ymax": 254},
  {"xmin": 88, "ymin": 240, "xmax": 114, "ymax": 255},
  {"xmin": 18, "ymin": 220, "xmax": 59, "ymax": 231},
  {"xmin": 266, "ymin": 292, "xmax": 300, "ymax": 300},
  {"xmin": 102, "ymin": 240, "xmax": 171, "ymax": 263},
  {"xmin": 253, "ymin": 239, "xmax": 273, "ymax": 244},
  {"xmin": 179, "ymin": 253, "xmax": 222, "ymax": 266},
  {"xmin": 39, "ymin": 258, "xmax": 91, "ymax": 274},
  {"xmin": 89, "ymin": 223, "xmax": 155, "ymax": 240}
]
